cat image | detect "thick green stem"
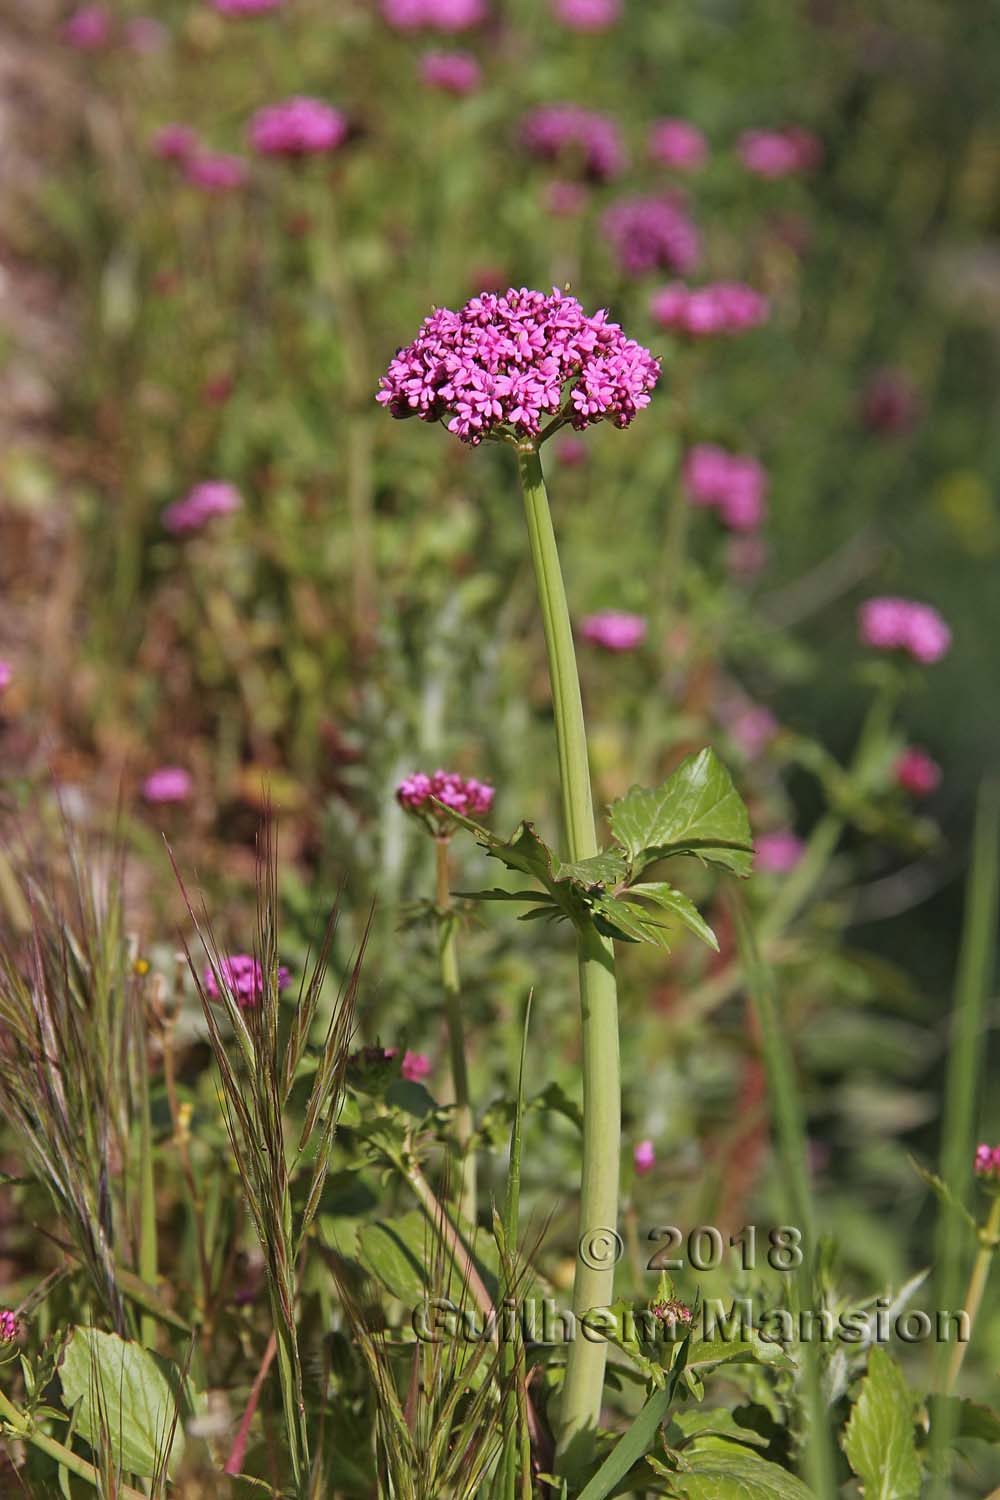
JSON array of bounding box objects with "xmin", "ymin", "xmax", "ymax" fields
[
  {"xmin": 945, "ymin": 1195, "xmax": 1000, "ymax": 1393},
  {"xmin": 516, "ymin": 443, "xmax": 621, "ymax": 1476},
  {"xmin": 436, "ymin": 838, "xmax": 477, "ymax": 1224}
]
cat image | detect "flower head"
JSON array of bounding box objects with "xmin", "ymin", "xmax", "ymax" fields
[
  {"xmin": 64, "ymin": 4, "xmax": 112, "ymax": 48},
  {"xmin": 142, "ymin": 767, "xmax": 193, "ymax": 804},
  {"xmin": 419, "ymin": 49, "xmax": 482, "ymax": 94},
  {"xmin": 382, "ymin": 0, "xmax": 486, "ymax": 29},
  {"xmin": 683, "ymin": 444, "xmax": 768, "ymax": 532},
  {"xmin": 858, "ymin": 597, "xmax": 951, "ymax": 664},
  {"xmin": 402, "ymin": 1050, "xmax": 432, "ymax": 1082},
  {"xmin": 755, "ymin": 831, "xmax": 804, "ymax": 873},
  {"xmin": 651, "ymin": 281, "xmax": 769, "ymax": 338},
  {"xmin": 521, "ymin": 105, "xmax": 626, "ymax": 183},
  {"xmin": 397, "ymin": 769, "xmax": 495, "ymax": 833},
  {"xmin": 651, "ymin": 1295, "xmax": 692, "ymax": 1326},
  {"xmin": 163, "ymin": 480, "xmax": 242, "ymax": 534},
  {"xmin": 378, "ymin": 286, "xmax": 659, "ymax": 445},
  {"xmin": 213, "ymin": 0, "xmax": 284, "ymax": 12},
  {"xmin": 152, "ymin": 124, "xmax": 199, "ymax": 162},
  {"xmin": 602, "ymin": 194, "xmax": 700, "ymax": 278},
  {"xmin": 250, "ymin": 98, "xmax": 348, "ymax": 157},
  {"xmin": 738, "ymin": 127, "xmax": 821, "ymax": 178},
  {"xmin": 183, "ymin": 151, "xmax": 248, "ymax": 193},
  {"xmin": 895, "ymin": 746, "xmax": 941, "ymax": 797},
  {"xmin": 633, "ymin": 1139, "xmax": 656, "ymax": 1174},
  {"xmin": 580, "ymin": 611, "xmax": 647, "ymax": 652},
  {"xmin": 0, "ymin": 1310, "xmax": 18, "ymax": 1343},
  {"xmin": 551, "ymin": 0, "xmax": 621, "ymax": 29},
  {"xmin": 649, "ymin": 118, "xmax": 709, "ymax": 172},
  {"xmin": 975, "ymin": 1144, "xmax": 1000, "ymax": 1181},
  {"xmin": 204, "ymin": 954, "xmax": 291, "ymax": 1008}
]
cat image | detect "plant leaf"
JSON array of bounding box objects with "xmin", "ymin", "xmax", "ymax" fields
[
  {"xmin": 842, "ymin": 1347, "xmax": 922, "ymax": 1499},
  {"xmin": 621, "ymin": 884, "xmax": 720, "ymax": 951},
  {"xmin": 608, "ymin": 749, "xmax": 754, "ymax": 877},
  {"xmin": 653, "ymin": 1437, "xmax": 817, "ymax": 1498}
]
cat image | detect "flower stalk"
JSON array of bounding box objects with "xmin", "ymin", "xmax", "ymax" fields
[
  {"xmin": 436, "ymin": 836, "xmax": 477, "ymax": 1225},
  {"xmin": 515, "ymin": 440, "xmax": 621, "ymax": 1474}
]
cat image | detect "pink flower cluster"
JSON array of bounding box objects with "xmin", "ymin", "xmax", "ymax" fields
[
  {"xmin": 649, "ymin": 118, "xmax": 709, "ymax": 172},
  {"xmin": 163, "ymin": 481, "xmax": 242, "ymax": 535},
  {"xmin": 152, "ymin": 124, "xmax": 199, "ymax": 162},
  {"xmin": 213, "ymin": 0, "xmax": 284, "ymax": 13},
  {"xmin": 0, "ymin": 661, "xmax": 10, "ymax": 695},
  {"xmin": 521, "ymin": 105, "xmax": 627, "ymax": 183},
  {"xmin": 580, "ymin": 611, "xmax": 647, "ymax": 652},
  {"xmin": 419, "ymin": 50, "xmax": 482, "ymax": 94},
  {"xmin": 377, "ymin": 287, "xmax": 660, "ymax": 444},
  {"xmin": 0, "ymin": 1309, "xmax": 18, "ymax": 1343},
  {"xmin": 382, "ymin": 0, "xmax": 486, "ymax": 29},
  {"xmin": 401, "ymin": 1050, "xmax": 431, "ymax": 1082},
  {"xmin": 651, "ymin": 282, "xmax": 769, "ymax": 338},
  {"xmin": 725, "ymin": 701, "xmax": 779, "ymax": 759},
  {"xmin": 185, "ymin": 152, "xmax": 248, "ymax": 193},
  {"xmin": 683, "ymin": 444, "xmax": 768, "ymax": 532},
  {"xmin": 64, "ymin": 4, "xmax": 112, "ymax": 48},
  {"xmin": 755, "ymin": 831, "xmax": 804, "ymax": 873},
  {"xmin": 858, "ymin": 598, "xmax": 951, "ymax": 664},
  {"xmin": 205, "ymin": 955, "xmax": 291, "ymax": 1008},
  {"xmin": 894, "ymin": 747, "xmax": 941, "ymax": 797},
  {"xmin": 602, "ymin": 194, "xmax": 700, "ymax": 278},
  {"xmin": 738, "ymin": 127, "xmax": 822, "ymax": 179},
  {"xmin": 552, "ymin": 0, "xmax": 621, "ymax": 29},
  {"xmin": 142, "ymin": 767, "xmax": 193, "ymax": 804},
  {"xmin": 250, "ymin": 98, "xmax": 348, "ymax": 157},
  {"xmin": 397, "ymin": 769, "xmax": 495, "ymax": 828},
  {"xmin": 975, "ymin": 1144, "xmax": 1000, "ymax": 1180},
  {"xmin": 633, "ymin": 1139, "xmax": 656, "ymax": 1173}
]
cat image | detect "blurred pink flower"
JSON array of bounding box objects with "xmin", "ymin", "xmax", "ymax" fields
[
  {"xmin": 126, "ymin": 17, "xmax": 168, "ymax": 51},
  {"xmin": 152, "ymin": 124, "xmax": 199, "ymax": 162},
  {"xmin": 727, "ymin": 703, "xmax": 779, "ymax": 758},
  {"xmin": 738, "ymin": 127, "xmax": 821, "ymax": 178},
  {"xmin": 633, "ymin": 1139, "xmax": 656, "ymax": 1173},
  {"xmin": 552, "ymin": 0, "xmax": 621, "ymax": 29},
  {"xmin": 755, "ymin": 831, "xmax": 804, "ymax": 873},
  {"xmin": 651, "ymin": 281, "xmax": 769, "ymax": 337},
  {"xmin": 858, "ymin": 597, "xmax": 951, "ymax": 664},
  {"xmin": 894, "ymin": 747, "xmax": 941, "ymax": 797},
  {"xmin": 0, "ymin": 661, "xmax": 10, "ymax": 695},
  {"xmin": 64, "ymin": 4, "xmax": 112, "ymax": 48},
  {"xmin": 521, "ymin": 104, "xmax": 627, "ymax": 183},
  {"xmin": 580, "ymin": 611, "xmax": 647, "ymax": 652},
  {"xmin": 974, "ymin": 1143, "xmax": 1000, "ymax": 1180},
  {"xmin": 683, "ymin": 444, "xmax": 768, "ymax": 532},
  {"xmin": 213, "ymin": 0, "xmax": 284, "ymax": 12},
  {"xmin": 163, "ymin": 480, "xmax": 242, "ymax": 534},
  {"xmin": 382, "ymin": 0, "xmax": 486, "ymax": 29},
  {"xmin": 419, "ymin": 49, "xmax": 482, "ymax": 94},
  {"xmin": 250, "ymin": 98, "xmax": 348, "ymax": 157},
  {"xmin": 602, "ymin": 194, "xmax": 700, "ymax": 278},
  {"xmin": 648, "ymin": 118, "xmax": 708, "ymax": 172},
  {"xmin": 205, "ymin": 955, "xmax": 291, "ymax": 1008},
  {"xmin": 397, "ymin": 770, "xmax": 495, "ymax": 829},
  {"xmin": 402, "ymin": 1050, "xmax": 432, "ymax": 1082},
  {"xmin": 184, "ymin": 151, "xmax": 248, "ymax": 193},
  {"xmin": 142, "ymin": 767, "xmax": 193, "ymax": 804},
  {"xmin": 861, "ymin": 369, "xmax": 920, "ymax": 435}
]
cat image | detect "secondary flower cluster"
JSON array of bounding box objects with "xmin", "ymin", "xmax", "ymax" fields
[
  {"xmin": 521, "ymin": 105, "xmax": 627, "ymax": 182},
  {"xmin": 151, "ymin": 127, "xmax": 248, "ymax": 192},
  {"xmin": 377, "ymin": 287, "xmax": 660, "ymax": 444},
  {"xmin": 249, "ymin": 98, "xmax": 348, "ymax": 157},
  {"xmin": 683, "ymin": 444, "xmax": 768, "ymax": 532},
  {"xmin": 163, "ymin": 481, "xmax": 242, "ymax": 534},
  {"xmin": 738, "ymin": 127, "xmax": 822, "ymax": 178},
  {"xmin": 580, "ymin": 611, "xmax": 647, "ymax": 652},
  {"xmin": 142, "ymin": 767, "xmax": 193, "ymax": 804},
  {"xmin": 419, "ymin": 50, "xmax": 482, "ymax": 93},
  {"xmin": 397, "ymin": 770, "xmax": 495, "ymax": 834},
  {"xmin": 858, "ymin": 597, "xmax": 951, "ymax": 664},
  {"xmin": 755, "ymin": 831, "xmax": 804, "ymax": 873},
  {"xmin": 382, "ymin": 0, "xmax": 486, "ymax": 29},
  {"xmin": 650, "ymin": 282, "xmax": 769, "ymax": 338},
  {"xmin": 974, "ymin": 1144, "xmax": 1000, "ymax": 1181},
  {"xmin": 602, "ymin": 194, "xmax": 701, "ymax": 277},
  {"xmin": 205, "ymin": 955, "xmax": 291, "ymax": 1008},
  {"xmin": 648, "ymin": 118, "xmax": 709, "ymax": 172}
]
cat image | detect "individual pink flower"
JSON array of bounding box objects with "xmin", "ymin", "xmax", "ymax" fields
[
  {"xmin": 183, "ymin": 151, "xmax": 248, "ymax": 193},
  {"xmin": 142, "ymin": 767, "xmax": 193, "ymax": 804},
  {"xmin": 895, "ymin": 747, "xmax": 941, "ymax": 797},
  {"xmin": 213, "ymin": 0, "xmax": 284, "ymax": 12},
  {"xmin": 64, "ymin": 4, "xmax": 112, "ymax": 48},
  {"xmin": 377, "ymin": 287, "xmax": 659, "ymax": 444},
  {"xmin": 602, "ymin": 194, "xmax": 700, "ymax": 277},
  {"xmin": 397, "ymin": 769, "xmax": 495, "ymax": 833},
  {"xmin": 152, "ymin": 124, "xmax": 199, "ymax": 162},
  {"xmin": 163, "ymin": 480, "xmax": 242, "ymax": 534},
  {"xmin": 649, "ymin": 118, "xmax": 709, "ymax": 172},
  {"xmin": 545, "ymin": 179, "xmax": 588, "ymax": 216},
  {"xmin": 738, "ymin": 127, "xmax": 821, "ymax": 178},
  {"xmin": 382, "ymin": 0, "xmax": 486, "ymax": 29},
  {"xmin": 521, "ymin": 105, "xmax": 627, "ymax": 183},
  {"xmin": 651, "ymin": 281, "xmax": 769, "ymax": 338},
  {"xmin": 683, "ymin": 444, "xmax": 768, "ymax": 532},
  {"xmin": 552, "ymin": 0, "xmax": 621, "ymax": 29},
  {"xmin": 633, "ymin": 1139, "xmax": 656, "ymax": 1174},
  {"xmin": 580, "ymin": 611, "xmax": 647, "ymax": 652},
  {"xmin": 204, "ymin": 954, "xmax": 291, "ymax": 1008},
  {"xmin": 250, "ymin": 98, "xmax": 348, "ymax": 157},
  {"xmin": 126, "ymin": 17, "xmax": 168, "ymax": 51},
  {"xmin": 862, "ymin": 369, "xmax": 920, "ymax": 435},
  {"xmin": 419, "ymin": 49, "xmax": 482, "ymax": 94},
  {"xmin": 0, "ymin": 662, "xmax": 10, "ymax": 696},
  {"xmin": 402, "ymin": 1050, "xmax": 432, "ymax": 1083},
  {"xmin": 858, "ymin": 597, "xmax": 951, "ymax": 664},
  {"xmin": 0, "ymin": 1310, "xmax": 18, "ymax": 1343},
  {"xmin": 755, "ymin": 831, "xmax": 804, "ymax": 873},
  {"xmin": 975, "ymin": 1144, "xmax": 1000, "ymax": 1180}
]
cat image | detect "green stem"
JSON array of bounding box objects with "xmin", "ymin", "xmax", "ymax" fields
[
  {"xmin": 436, "ymin": 837, "xmax": 477, "ymax": 1225},
  {"xmin": 945, "ymin": 1195, "xmax": 1000, "ymax": 1394},
  {"xmin": 516, "ymin": 442, "xmax": 621, "ymax": 1477},
  {"xmin": 137, "ymin": 1039, "xmax": 157, "ymax": 1350}
]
